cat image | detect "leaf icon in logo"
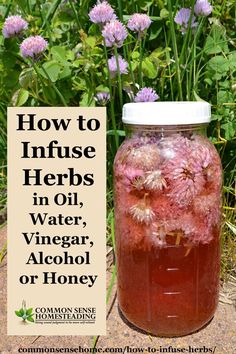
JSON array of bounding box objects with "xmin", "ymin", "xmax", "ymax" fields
[{"xmin": 15, "ymin": 301, "xmax": 34, "ymax": 323}]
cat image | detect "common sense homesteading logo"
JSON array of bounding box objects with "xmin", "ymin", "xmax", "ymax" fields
[
  {"xmin": 34, "ymin": 307, "xmax": 96, "ymax": 324},
  {"xmin": 15, "ymin": 300, "xmax": 34, "ymax": 323}
]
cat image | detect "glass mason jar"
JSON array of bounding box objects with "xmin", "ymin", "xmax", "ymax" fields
[{"xmin": 114, "ymin": 102, "xmax": 222, "ymax": 337}]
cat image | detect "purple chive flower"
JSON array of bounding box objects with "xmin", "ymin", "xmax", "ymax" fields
[
  {"xmin": 89, "ymin": 1, "xmax": 116, "ymax": 25},
  {"xmin": 134, "ymin": 87, "xmax": 159, "ymax": 103},
  {"xmin": 163, "ymin": 157, "xmax": 205, "ymax": 206},
  {"xmin": 95, "ymin": 92, "xmax": 110, "ymax": 105},
  {"xmin": 129, "ymin": 200, "xmax": 155, "ymax": 225},
  {"xmin": 2, "ymin": 15, "xmax": 28, "ymax": 38},
  {"xmin": 174, "ymin": 8, "xmax": 198, "ymax": 33},
  {"xmin": 127, "ymin": 13, "xmax": 151, "ymax": 35},
  {"xmin": 20, "ymin": 35, "xmax": 48, "ymax": 59},
  {"xmin": 102, "ymin": 19, "xmax": 128, "ymax": 47},
  {"xmin": 108, "ymin": 55, "xmax": 128, "ymax": 77},
  {"xmin": 194, "ymin": 0, "xmax": 213, "ymax": 16}
]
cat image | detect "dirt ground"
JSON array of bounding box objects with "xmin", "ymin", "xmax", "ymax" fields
[{"xmin": 1, "ymin": 226, "xmax": 236, "ymax": 354}]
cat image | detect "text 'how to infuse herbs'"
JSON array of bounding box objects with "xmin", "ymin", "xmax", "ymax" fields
[{"xmin": 8, "ymin": 107, "xmax": 106, "ymax": 335}]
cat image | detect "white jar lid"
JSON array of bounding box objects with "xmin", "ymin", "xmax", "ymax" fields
[{"xmin": 122, "ymin": 102, "xmax": 211, "ymax": 125}]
